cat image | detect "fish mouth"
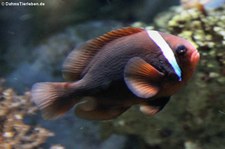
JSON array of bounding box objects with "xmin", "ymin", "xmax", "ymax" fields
[{"xmin": 191, "ymin": 50, "xmax": 200, "ymax": 66}]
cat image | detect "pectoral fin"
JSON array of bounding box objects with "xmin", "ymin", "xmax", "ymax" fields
[
  {"xmin": 124, "ymin": 57, "xmax": 164, "ymax": 98},
  {"xmin": 140, "ymin": 96, "xmax": 170, "ymax": 116}
]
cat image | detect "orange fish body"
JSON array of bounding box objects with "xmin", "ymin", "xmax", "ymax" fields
[{"xmin": 31, "ymin": 27, "xmax": 200, "ymax": 120}]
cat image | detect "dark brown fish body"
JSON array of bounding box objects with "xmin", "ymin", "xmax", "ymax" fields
[
  {"xmin": 80, "ymin": 32, "xmax": 151, "ymax": 88},
  {"xmin": 31, "ymin": 27, "xmax": 200, "ymax": 120},
  {"xmin": 82, "ymin": 31, "xmax": 174, "ymax": 80}
]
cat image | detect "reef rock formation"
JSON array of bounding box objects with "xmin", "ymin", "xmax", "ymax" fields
[{"xmin": 101, "ymin": 5, "xmax": 225, "ymax": 149}]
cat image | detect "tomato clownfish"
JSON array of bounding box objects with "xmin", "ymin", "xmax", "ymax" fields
[{"xmin": 31, "ymin": 27, "xmax": 200, "ymax": 120}]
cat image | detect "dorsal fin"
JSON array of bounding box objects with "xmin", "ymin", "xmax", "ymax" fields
[{"xmin": 63, "ymin": 27, "xmax": 144, "ymax": 81}]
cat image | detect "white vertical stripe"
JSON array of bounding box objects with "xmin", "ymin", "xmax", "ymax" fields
[{"xmin": 146, "ymin": 30, "xmax": 182, "ymax": 81}]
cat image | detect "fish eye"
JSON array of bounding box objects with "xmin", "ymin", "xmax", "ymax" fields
[{"xmin": 176, "ymin": 45, "xmax": 187, "ymax": 56}]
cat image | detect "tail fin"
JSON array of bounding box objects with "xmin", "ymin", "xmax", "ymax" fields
[{"xmin": 31, "ymin": 82, "xmax": 79, "ymax": 119}]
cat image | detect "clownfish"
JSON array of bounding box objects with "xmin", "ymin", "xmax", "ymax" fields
[{"xmin": 31, "ymin": 27, "xmax": 200, "ymax": 120}]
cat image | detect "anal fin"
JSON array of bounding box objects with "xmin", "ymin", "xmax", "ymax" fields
[{"xmin": 74, "ymin": 97, "xmax": 129, "ymax": 120}]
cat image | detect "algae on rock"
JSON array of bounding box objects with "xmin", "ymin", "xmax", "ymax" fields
[{"xmin": 0, "ymin": 79, "xmax": 56, "ymax": 148}]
